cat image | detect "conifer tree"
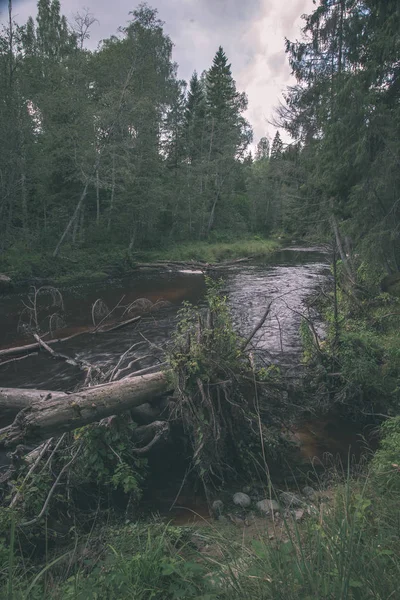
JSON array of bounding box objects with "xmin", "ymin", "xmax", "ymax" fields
[{"xmin": 270, "ymin": 131, "xmax": 283, "ymax": 160}]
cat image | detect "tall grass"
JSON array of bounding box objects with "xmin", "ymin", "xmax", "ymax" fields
[
  {"xmin": 211, "ymin": 476, "xmax": 400, "ymax": 599},
  {"xmin": 2, "ymin": 465, "xmax": 399, "ymax": 599},
  {"xmin": 145, "ymin": 238, "xmax": 279, "ymax": 263}
]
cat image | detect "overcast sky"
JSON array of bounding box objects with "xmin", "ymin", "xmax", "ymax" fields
[{"xmin": 2, "ymin": 0, "xmax": 314, "ymax": 146}]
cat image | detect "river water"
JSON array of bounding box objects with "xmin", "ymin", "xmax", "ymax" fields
[
  {"xmin": 0, "ymin": 246, "xmax": 371, "ymax": 465},
  {"xmin": 0, "ymin": 246, "xmax": 328, "ymax": 388}
]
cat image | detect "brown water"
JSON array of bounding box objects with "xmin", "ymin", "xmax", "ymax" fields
[{"xmin": 0, "ymin": 246, "xmax": 372, "ymax": 470}]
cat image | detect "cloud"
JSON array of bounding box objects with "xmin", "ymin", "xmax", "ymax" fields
[{"xmin": 2, "ymin": 0, "xmax": 315, "ymax": 145}]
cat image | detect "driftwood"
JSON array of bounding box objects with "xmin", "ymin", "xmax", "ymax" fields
[
  {"xmin": 242, "ymin": 301, "xmax": 273, "ymax": 351},
  {"xmin": 0, "ymin": 331, "xmax": 87, "ymax": 361},
  {"xmin": 98, "ymin": 315, "xmax": 141, "ymax": 334},
  {"xmin": 131, "ymin": 420, "xmax": 170, "ymax": 455},
  {"xmin": 0, "ymin": 388, "xmax": 66, "ymax": 421},
  {"xmin": 0, "ymin": 316, "xmax": 142, "ymax": 363},
  {"xmin": 33, "ymin": 333, "xmax": 104, "ymax": 378},
  {"xmin": 1, "ymin": 371, "xmax": 171, "ymax": 447},
  {"xmin": 0, "ymin": 352, "xmax": 39, "ymax": 368},
  {"xmin": 130, "ymin": 256, "xmax": 254, "ymax": 271}
]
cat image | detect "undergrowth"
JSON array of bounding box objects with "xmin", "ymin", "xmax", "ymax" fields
[
  {"xmin": 0, "ymin": 236, "xmax": 279, "ymax": 287},
  {"xmin": 1, "ymin": 436, "xmax": 399, "ymax": 599},
  {"xmin": 300, "ymin": 258, "xmax": 400, "ymax": 419}
]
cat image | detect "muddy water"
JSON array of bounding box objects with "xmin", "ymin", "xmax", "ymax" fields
[{"xmin": 0, "ymin": 246, "xmax": 371, "ymax": 467}]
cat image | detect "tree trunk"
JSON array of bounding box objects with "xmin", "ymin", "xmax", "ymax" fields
[
  {"xmin": 0, "ymin": 388, "xmax": 66, "ymax": 421},
  {"xmin": 2, "ymin": 371, "xmax": 171, "ymax": 447},
  {"xmin": 53, "ymin": 181, "xmax": 89, "ymax": 257},
  {"xmin": 96, "ymin": 168, "xmax": 100, "ymax": 225},
  {"xmin": 107, "ymin": 152, "xmax": 116, "ymax": 231}
]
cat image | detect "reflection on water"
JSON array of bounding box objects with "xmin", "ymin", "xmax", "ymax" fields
[
  {"xmin": 0, "ymin": 246, "xmax": 372, "ymax": 468},
  {"xmin": 0, "ymin": 247, "xmax": 328, "ymax": 391},
  {"xmin": 0, "ymin": 246, "xmax": 381, "ymax": 529}
]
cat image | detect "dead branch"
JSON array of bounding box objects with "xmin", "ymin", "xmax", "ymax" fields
[
  {"xmin": 33, "ymin": 333, "xmax": 104, "ymax": 378},
  {"xmin": 92, "ymin": 295, "xmax": 125, "ymax": 332},
  {"xmin": 131, "ymin": 421, "xmax": 170, "ymax": 455},
  {"xmin": 242, "ymin": 301, "xmax": 273, "ymax": 351},
  {"xmin": 122, "ymin": 362, "xmax": 168, "ymax": 378},
  {"xmin": 0, "ymin": 331, "xmax": 85, "ymax": 361},
  {"xmin": 111, "ymin": 355, "xmax": 151, "ymax": 381},
  {"xmin": 99, "ymin": 315, "xmax": 141, "ymax": 333},
  {"xmin": 0, "ymin": 352, "xmax": 39, "ymax": 368},
  {"xmin": 19, "ymin": 441, "xmax": 84, "ymax": 527},
  {"xmin": 108, "ymin": 342, "xmax": 142, "ymax": 381}
]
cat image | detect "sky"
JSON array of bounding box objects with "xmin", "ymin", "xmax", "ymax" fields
[{"xmin": 1, "ymin": 0, "xmax": 314, "ymax": 147}]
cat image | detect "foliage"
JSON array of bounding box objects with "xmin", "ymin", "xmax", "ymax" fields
[
  {"xmin": 371, "ymin": 416, "xmax": 400, "ymax": 491},
  {"xmin": 169, "ymin": 279, "xmax": 287, "ymax": 489},
  {"xmin": 2, "ymin": 463, "xmax": 400, "ymax": 599},
  {"xmin": 0, "ymin": 520, "xmax": 212, "ymax": 599},
  {"xmin": 73, "ymin": 418, "xmax": 148, "ymax": 500},
  {"xmin": 279, "ymin": 0, "xmax": 400, "ymax": 277},
  {"xmin": 0, "ymin": 236, "xmax": 279, "ymax": 286},
  {"xmin": 0, "ymin": 1, "xmax": 261, "ymax": 265}
]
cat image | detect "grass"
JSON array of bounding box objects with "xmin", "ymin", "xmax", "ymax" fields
[
  {"xmin": 2, "ymin": 457, "xmax": 399, "ymax": 599},
  {"xmin": 143, "ymin": 238, "xmax": 280, "ymax": 264},
  {"xmin": 0, "ymin": 236, "xmax": 280, "ymax": 288}
]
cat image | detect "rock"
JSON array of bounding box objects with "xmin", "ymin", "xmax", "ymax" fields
[
  {"xmin": 279, "ymin": 492, "xmax": 303, "ymax": 508},
  {"xmin": 256, "ymin": 499, "xmax": 280, "ymax": 514},
  {"xmin": 294, "ymin": 509, "xmax": 305, "ymax": 521},
  {"xmin": 244, "ymin": 512, "xmax": 256, "ymax": 526},
  {"xmin": 227, "ymin": 513, "xmax": 245, "ymax": 526},
  {"xmin": 217, "ymin": 515, "xmax": 228, "ymax": 524},
  {"xmin": 233, "ymin": 492, "xmax": 251, "ymax": 508},
  {"xmin": 302, "ymin": 486, "xmax": 316, "ymax": 499},
  {"xmin": 211, "ymin": 500, "xmax": 224, "ymax": 515},
  {"xmin": 242, "ymin": 486, "xmax": 251, "ymax": 494},
  {"xmin": 0, "ymin": 274, "xmax": 11, "ymax": 290}
]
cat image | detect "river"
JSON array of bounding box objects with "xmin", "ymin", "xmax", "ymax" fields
[{"xmin": 0, "ymin": 246, "xmax": 371, "ymax": 465}]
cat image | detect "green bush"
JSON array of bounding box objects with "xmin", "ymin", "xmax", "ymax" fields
[{"xmin": 371, "ymin": 416, "xmax": 400, "ymax": 490}]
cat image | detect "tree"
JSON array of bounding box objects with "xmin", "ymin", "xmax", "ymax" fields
[
  {"xmin": 280, "ymin": 0, "xmax": 400, "ymax": 276},
  {"xmin": 256, "ymin": 137, "xmax": 270, "ymax": 161},
  {"xmin": 203, "ymin": 46, "xmax": 252, "ymax": 235},
  {"xmin": 270, "ymin": 131, "xmax": 283, "ymax": 160}
]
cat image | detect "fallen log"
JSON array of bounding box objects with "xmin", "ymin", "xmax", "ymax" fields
[
  {"xmin": 0, "ymin": 388, "xmax": 66, "ymax": 421},
  {"xmin": 0, "ymin": 316, "xmax": 142, "ymax": 363},
  {"xmin": 130, "ymin": 256, "xmax": 255, "ymax": 271},
  {"xmin": 1, "ymin": 371, "xmax": 172, "ymax": 447}
]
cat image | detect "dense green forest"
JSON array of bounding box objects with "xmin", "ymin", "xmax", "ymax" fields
[
  {"xmin": 1, "ymin": 0, "xmax": 399, "ymax": 283},
  {"xmin": 0, "ymin": 0, "xmax": 288, "ymax": 273},
  {"xmin": 0, "ymin": 0, "xmax": 399, "ymax": 598}
]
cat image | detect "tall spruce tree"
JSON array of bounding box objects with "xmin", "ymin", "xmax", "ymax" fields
[
  {"xmin": 203, "ymin": 46, "xmax": 252, "ymax": 235},
  {"xmin": 270, "ymin": 131, "xmax": 283, "ymax": 160}
]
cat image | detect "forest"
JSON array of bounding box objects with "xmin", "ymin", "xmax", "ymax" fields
[{"xmin": 0, "ymin": 0, "xmax": 399, "ymax": 598}]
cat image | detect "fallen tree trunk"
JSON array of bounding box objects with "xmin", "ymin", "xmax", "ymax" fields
[
  {"xmin": 0, "ymin": 316, "xmax": 143, "ymax": 363},
  {"xmin": 0, "ymin": 388, "xmax": 66, "ymax": 421},
  {"xmin": 131, "ymin": 257, "xmax": 254, "ymax": 271},
  {"xmin": 1, "ymin": 371, "xmax": 172, "ymax": 447}
]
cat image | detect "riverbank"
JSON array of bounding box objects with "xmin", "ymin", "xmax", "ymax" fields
[
  {"xmin": 1, "ymin": 247, "xmax": 399, "ymax": 598},
  {"xmin": 0, "ymin": 237, "xmax": 280, "ymax": 289},
  {"xmin": 3, "ymin": 445, "xmax": 399, "ymax": 599}
]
